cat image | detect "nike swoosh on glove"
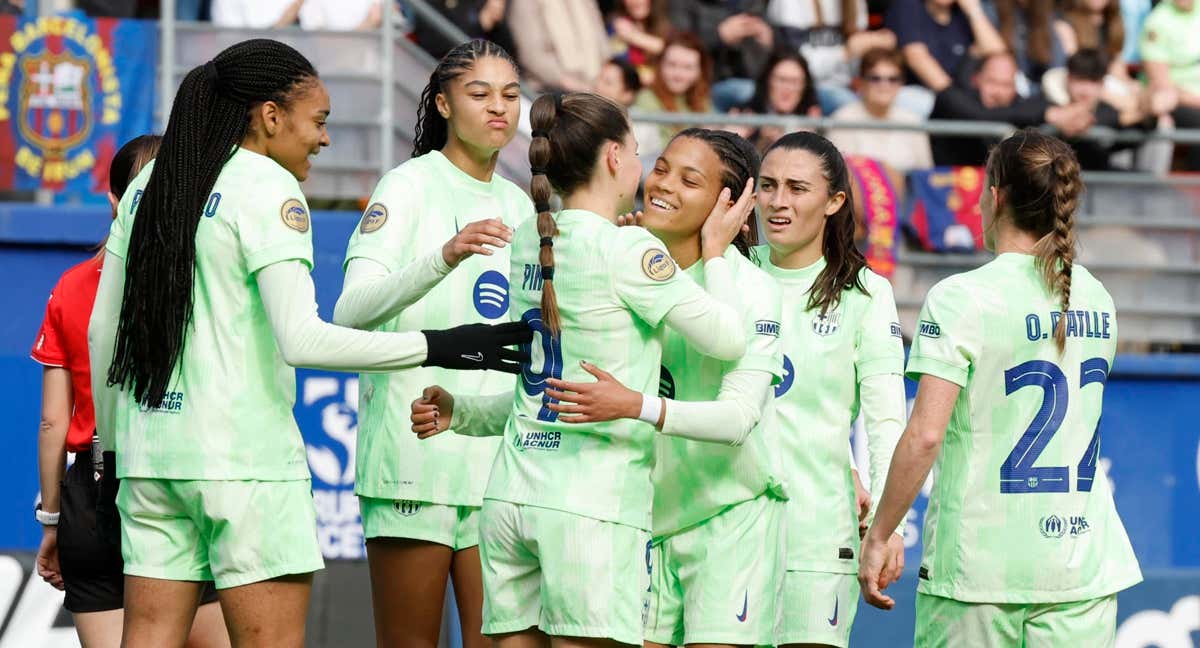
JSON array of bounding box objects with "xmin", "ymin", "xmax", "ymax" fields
[{"xmin": 421, "ymin": 321, "xmax": 533, "ymax": 374}]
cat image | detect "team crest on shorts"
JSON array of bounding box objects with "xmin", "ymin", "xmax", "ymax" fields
[
  {"xmin": 812, "ymin": 311, "xmax": 841, "ymax": 336},
  {"xmin": 641, "ymin": 248, "xmax": 675, "ymax": 281},
  {"xmin": 394, "ymin": 500, "xmax": 422, "ymax": 517},
  {"xmin": 359, "ymin": 202, "xmax": 387, "ymax": 233},
  {"xmin": 280, "ymin": 198, "xmax": 310, "ymax": 233}
]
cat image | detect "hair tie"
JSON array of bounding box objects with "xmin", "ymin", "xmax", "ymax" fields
[
  {"xmin": 540, "ymin": 266, "xmax": 555, "ymax": 281},
  {"xmin": 530, "ymin": 165, "xmax": 547, "ymax": 175},
  {"xmin": 202, "ymin": 60, "xmax": 219, "ymax": 83},
  {"xmin": 539, "ymin": 236, "xmax": 554, "ymax": 248},
  {"xmin": 535, "ymin": 199, "xmax": 551, "ymax": 213},
  {"xmin": 554, "ymin": 93, "xmax": 564, "ymax": 111},
  {"xmin": 531, "ymin": 129, "xmax": 550, "ymax": 139}
]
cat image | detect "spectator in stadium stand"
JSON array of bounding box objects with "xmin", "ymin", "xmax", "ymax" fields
[
  {"xmin": 1046, "ymin": 48, "xmax": 1157, "ymax": 169},
  {"xmin": 297, "ymin": 0, "xmax": 384, "ymax": 30},
  {"xmin": 765, "ymin": 0, "xmax": 898, "ymax": 114},
  {"xmin": 1140, "ymin": 0, "xmax": 1200, "ymax": 168},
  {"xmin": 413, "ymin": 0, "xmax": 518, "ymax": 61},
  {"xmin": 992, "ymin": 0, "xmax": 1067, "ymax": 92},
  {"xmin": 884, "ymin": 0, "xmax": 1006, "ymax": 118},
  {"xmin": 929, "ymin": 51, "xmax": 1094, "ymax": 166},
  {"xmin": 1052, "ymin": 0, "xmax": 1142, "ymax": 117},
  {"xmin": 210, "ymin": 0, "xmax": 305, "ymax": 27},
  {"xmin": 668, "ymin": 0, "xmax": 776, "ymax": 111},
  {"xmin": 634, "ymin": 31, "xmax": 714, "ymax": 154},
  {"xmin": 728, "ymin": 49, "xmax": 821, "ymax": 152},
  {"xmin": 607, "ymin": 0, "xmax": 672, "ymax": 86},
  {"xmin": 32, "ymin": 135, "xmax": 230, "ymax": 648},
  {"xmin": 507, "ymin": 0, "xmax": 609, "ymax": 92},
  {"xmin": 828, "ymin": 47, "xmax": 933, "ymax": 173},
  {"xmin": 595, "ymin": 57, "xmax": 643, "ymax": 108}
]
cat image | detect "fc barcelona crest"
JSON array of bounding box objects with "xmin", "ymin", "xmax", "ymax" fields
[
  {"xmin": 812, "ymin": 311, "xmax": 841, "ymax": 336},
  {"xmin": 19, "ymin": 52, "xmax": 93, "ymax": 157}
]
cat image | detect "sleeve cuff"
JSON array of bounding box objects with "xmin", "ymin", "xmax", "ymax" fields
[
  {"xmin": 905, "ymin": 355, "xmax": 968, "ymax": 387},
  {"xmin": 734, "ymin": 354, "xmax": 784, "ymax": 382},
  {"xmin": 342, "ymin": 242, "xmax": 403, "ymax": 274},
  {"xmin": 30, "ymin": 352, "xmax": 65, "ymax": 367},
  {"xmin": 856, "ymin": 355, "xmax": 904, "ymax": 380},
  {"xmin": 246, "ymin": 242, "xmax": 314, "ymax": 274}
]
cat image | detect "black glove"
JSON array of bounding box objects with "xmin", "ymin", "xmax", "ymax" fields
[{"xmin": 422, "ymin": 321, "xmax": 533, "ymax": 374}]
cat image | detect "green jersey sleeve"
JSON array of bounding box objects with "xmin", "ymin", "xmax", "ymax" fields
[
  {"xmin": 344, "ymin": 171, "xmax": 421, "ymax": 273},
  {"xmin": 731, "ymin": 260, "xmax": 784, "ymax": 381},
  {"xmin": 608, "ymin": 227, "xmax": 699, "ymax": 328},
  {"xmin": 855, "ymin": 272, "xmax": 905, "ymax": 379},
  {"xmin": 237, "ymin": 168, "xmax": 314, "ymax": 273},
  {"xmin": 906, "ymin": 278, "xmax": 982, "ymax": 387}
]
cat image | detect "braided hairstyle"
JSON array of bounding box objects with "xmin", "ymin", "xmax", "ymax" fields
[
  {"xmin": 413, "ymin": 39, "xmax": 518, "ymax": 158},
  {"xmin": 108, "ymin": 38, "xmax": 319, "ymax": 408},
  {"xmin": 528, "ymin": 92, "xmax": 631, "ymax": 336},
  {"xmin": 985, "ymin": 128, "xmax": 1082, "ymax": 353},
  {"xmin": 764, "ymin": 131, "xmax": 868, "ymax": 315},
  {"xmin": 671, "ymin": 128, "xmax": 760, "ymax": 257}
]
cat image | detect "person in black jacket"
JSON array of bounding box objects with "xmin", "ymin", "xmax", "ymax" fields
[
  {"xmin": 668, "ymin": 0, "xmax": 776, "ymax": 111},
  {"xmin": 413, "ymin": 0, "xmax": 518, "ymax": 62},
  {"xmin": 930, "ymin": 51, "xmax": 1092, "ymax": 165}
]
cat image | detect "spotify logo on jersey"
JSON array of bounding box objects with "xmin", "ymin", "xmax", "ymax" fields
[
  {"xmin": 473, "ymin": 271, "xmax": 510, "ymax": 319},
  {"xmin": 774, "ymin": 355, "xmax": 794, "ymax": 398}
]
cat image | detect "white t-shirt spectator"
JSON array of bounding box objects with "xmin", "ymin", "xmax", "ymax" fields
[
  {"xmin": 300, "ymin": 0, "xmax": 381, "ymax": 30},
  {"xmin": 211, "ymin": 0, "xmax": 297, "ymax": 27},
  {"xmin": 827, "ymin": 101, "xmax": 932, "ymax": 173},
  {"xmin": 767, "ymin": 0, "xmax": 868, "ymax": 88}
]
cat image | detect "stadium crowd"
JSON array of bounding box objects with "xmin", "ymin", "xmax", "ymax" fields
[{"xmin": 55, "ymin": 0, "xmax": 1200, "ymax": 172}]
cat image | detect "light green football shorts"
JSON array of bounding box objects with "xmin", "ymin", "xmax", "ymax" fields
[
  {"xmin": 645, "ymin": 494, "xmax": 785, "ymax": 646},
  {"xmin": 360, "ymin": 497, "xmax": 480, "ymax": 550},
  {"xmin": 117, "ymin": 478, "xmax": 324, "ymax": 589},
  {"xmin": 777, "ymin": 569, "xmax": 860, "ymax": 647},
  {"xmin": 478, "ymin": 499, "xmax": 650, "ymax": 646},
  {"xmin": 914, "ymin": 592, "xmax": 1117, "ymax": 648}
]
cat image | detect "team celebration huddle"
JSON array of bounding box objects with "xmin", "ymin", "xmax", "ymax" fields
[{"xmin": 37, "ymin": 32, "xmax": 1142, "ymax": 648}]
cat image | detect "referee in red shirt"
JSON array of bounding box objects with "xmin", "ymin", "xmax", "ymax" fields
[{"xmin": 31, "ymin": 135, "xmax": 229, "ymax": 648}]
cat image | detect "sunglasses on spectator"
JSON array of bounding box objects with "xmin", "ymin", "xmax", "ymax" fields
[{"xmin": 865, "ymin": 74, "xmax": 903, "ymax": 85}]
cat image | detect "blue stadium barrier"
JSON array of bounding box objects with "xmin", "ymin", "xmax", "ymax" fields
[{"xmin": 1, "ymin": 204, "xmax": 1197, "ymax": 647}]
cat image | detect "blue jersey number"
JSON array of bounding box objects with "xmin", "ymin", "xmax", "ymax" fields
[
  {"xmin": 518, "ymin": 308, "xmax": 564, "ymax": 422},
  {"xmin": 1000, "ymin": 358, "xmax": 1108, "ymax": 494}
]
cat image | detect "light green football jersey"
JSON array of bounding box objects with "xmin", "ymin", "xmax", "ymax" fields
[
  {"xmin": 345, "ymin": 150, "xmax": 534, "ymax": 505},
  {"xmin": 753, "ymin": 247, "xmax": 905, "ymax": 574},
  {"xmin": 105, "ymin": 148, "xmax": 315, "ymax": 481},
  {"xmin": 651, "ymin": 246, "xmax": 786, "ymax": 540},
  {"xmin": 907, "ymin": 252, "xmax": 1142, "ymax": 603},
  {"xmin": 484, "ymin": 210, "xmax": 701, "ymax": 530}
]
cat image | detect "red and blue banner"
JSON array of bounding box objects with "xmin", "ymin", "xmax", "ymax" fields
[
  {"xmin": 0, "ymin": 13, "xmax": 157, "ymax": 200},
  {"xmin": 906, "ymin": 166, "xmax": 985, "ymax": 253},
  {"xmin": 846, "ymin": 155, "xmax": 899, "ymax": 279}
]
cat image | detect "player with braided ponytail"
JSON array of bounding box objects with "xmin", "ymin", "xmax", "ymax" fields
[
  {"xmin": 860, "ymin": 129, "xmax": 1140, "ymax": 646},
  {"xmin": 411, "ymin": 94, "xmax": 754, "ymax": 645},
  {"xmin": 88, "ymin": 39, "xmax": 529, "ymax": 647},
  {"xmin": 333, "ymin": 40, "xmax": 531, "ymax": 648}
]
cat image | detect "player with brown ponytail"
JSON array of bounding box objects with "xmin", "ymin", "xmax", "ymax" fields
[
  {"xmin": 411, "ymin": 92, "xmax": 756, "ymax": 645},
  {"xmin": 860, "ymin": 129, "xmax": 1140, "ymax": 646}
]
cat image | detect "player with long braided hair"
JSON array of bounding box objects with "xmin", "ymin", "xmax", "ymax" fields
[
  {"xmin": 860, "ymin": 129, "xmax": 1141, "ymax": 646},
  {"xmin": 88, "ymin": 38, "xmax": 529, "ymax": 647},
  {"xmin": 333, "ymin": 39, "xmax": 533, "ymax": 648}
]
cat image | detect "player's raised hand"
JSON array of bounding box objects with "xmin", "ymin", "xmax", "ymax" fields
[
  {"xmin": 411, "ymin": 385, "xmax": 455, "ymax": 439},
  {"xmin": 700, "ymin": 179, "xmax": 756, "ymax": 260},
  {"xmin": 442, "ymin": 218, "xmax": 513, "ymax": 268},
  {"xmin": 544, "ymin": 361, "xmax": 643, "ymax": 424},
  {"xmin": 858, "ymin": 528, "xmax": 896, "ymax": 610},
  {"xmin": 616, "ymin": 210, "xmax": 643, "ymax": 227}
]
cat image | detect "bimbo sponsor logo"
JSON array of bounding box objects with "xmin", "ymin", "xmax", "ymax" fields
[
  {"xmin": 755, "ymin": 319, "xmax": 781, "ymax": 337},
  {"xmin": 919, "ymin": 320, "xmax": 941, "ymax": 338},
  {"xmin": 299, "ymin": 374, "xmax": 365, "ymax": 559},
  {"xmin": 473, "ymin": 270, "xmax": 510, "ymax": 319}
]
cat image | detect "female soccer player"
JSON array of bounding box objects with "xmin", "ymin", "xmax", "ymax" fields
[
  {"xmin": 332, "ymin": 40, "xmax": 532, "ymax": 648},
  {"xmin": 517, "ymin": 128, "xmax": 788, "ymax": 648},
  {"xmin": 859, "ymin": 129, "xmax": 1142, "ymax": 646},
  {"xmin": 413, "ymin": 92, "xmax": 755, "ymax": 646},
  {"xmin": 33, "ymin": 136, "xmax": 228, "ymax": 648},
  {"xmin": 753, "ymin": 132, "xmax": 907, "ymax": 648},
  {"xmin": 88, "ymin": 39, "xmax": 528, "ymax": 648}
]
